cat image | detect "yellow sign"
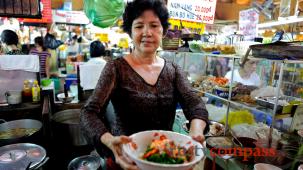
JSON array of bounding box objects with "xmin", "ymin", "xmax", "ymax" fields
[
  {"xmin": 168, "ymin": 19, "xmax": 205, "ymax": 35},
  {"xmin": 118, "ymin": 38, "xmax": 129, "ymax": 49},
  {"xmin": 96, "ymin": 33, "xmax": 109, "ymax": 43}
]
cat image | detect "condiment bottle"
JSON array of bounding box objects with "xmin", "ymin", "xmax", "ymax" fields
[
  {"xmin": 32, "ymin": 80, "xmax": 40, "ymax": 103},
  {"xmin": 22, "ymin": 80, "xmax": 32, "ymax": 102}
]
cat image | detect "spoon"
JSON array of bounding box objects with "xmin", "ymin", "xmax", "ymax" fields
[{"xmin": 230, "ymin": 129, "xmax": 243, "ymax": 148}]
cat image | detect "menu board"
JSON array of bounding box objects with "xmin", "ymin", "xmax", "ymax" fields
[
  {"xmin": 0, "ymin": 0, "xmax": 41, "ymax": 18},
  {"xmin": 167, "ymin": 0, "xmax": 217, "ymax": 24},
  {"xmin": 239, "ymin": 8, "xmax": 259, "ymax": 41},
  {"xmin": 22, "ymin": 0, "xmax": 52, "ymax": 23}
]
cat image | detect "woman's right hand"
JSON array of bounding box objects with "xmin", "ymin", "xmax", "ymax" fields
[{"xmin": 101, "ymin": 133, "xmax": 139, "ymax": 170}]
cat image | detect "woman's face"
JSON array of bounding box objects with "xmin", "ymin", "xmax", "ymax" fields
[
  {"xmin": 243, "ymin": 60, "xmax": 258, "ymax": 74},
  {"xmin": 131, "ymin": 10, "xmax": 163, "ymax": 54}
]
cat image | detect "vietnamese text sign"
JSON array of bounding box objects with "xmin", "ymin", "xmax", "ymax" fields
[
  {"xmin": 239, "ymin": 8, "xmax": 259, "ymax": 41},
  {"xmin": 167, "ymin": 0, "xmax": 217, "ymax": 24},
  {"xmin": 168, "ymin": 19, "xmax": 205, "ymax": 34},
  {"xmin": 52, "ymin": 10, "xmax": 90, "ymax": 25}
]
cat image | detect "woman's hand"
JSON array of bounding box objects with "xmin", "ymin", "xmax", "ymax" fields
[
  {"xmin": 189, "ymin": 119, "xmax": 207, "ymax": 144},
  {"xmin": 101, "ymin": 133, "xmax": 139, "ymax": 170}
]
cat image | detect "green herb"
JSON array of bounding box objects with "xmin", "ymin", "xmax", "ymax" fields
[{"xmin": 145, "ymin": 153, "xmax": 185, "ymax": 164}]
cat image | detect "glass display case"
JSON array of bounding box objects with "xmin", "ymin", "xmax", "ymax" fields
[{"xmin": 159, "ymin": 50, "xmax": 303, "ymax": 169}]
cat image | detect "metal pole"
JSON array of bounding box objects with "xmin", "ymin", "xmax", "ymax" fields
[
  {"xmin": 224, "ymin": 57, "xmax": 235, "ymax": 135},
  {"xmin": 269, "ymin": 61, "xmax": 284, "ymax": 147}
]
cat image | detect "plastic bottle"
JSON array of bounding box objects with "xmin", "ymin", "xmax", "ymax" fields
[
  {"xmin": 22, "ymin": 80, "xmax": 32, "ymax": 102},
  {"xmin": 32, "ymin": 80, "xmax": 41, "ymax": 103}
]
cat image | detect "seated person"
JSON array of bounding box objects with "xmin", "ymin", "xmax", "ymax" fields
[
  {"xmin": 225, "ymin": 57, "xmax": 261, "ymax": 87},
  {"xmin": 1, "ymin": 30, "xmax": 23, "ymax": 55},
  {"xmin": 79, "ymin": 41, "xmax": 107, "ymax": 91},
  {"xmin": 87, "ymin": 40, "xmax": 107, "ymax": 65}
]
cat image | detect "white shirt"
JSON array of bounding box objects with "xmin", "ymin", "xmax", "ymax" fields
[
  {"xmin": 225, "ymin": 69, "xmax": 261, "ymax": 86},
  {"xmin": 87, "ymin": 57, "xmax": 107, "ymax": 65},
  {"xmin": 79, "ymin": 57, "xmax": 107, "ymax": 90}
]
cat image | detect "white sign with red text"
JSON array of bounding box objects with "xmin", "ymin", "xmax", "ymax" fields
[
  {"xmin": 52, "ymin": 10, "xmax": 90, "ymax": 25},
  {"xmin": 239, "ymin": 8, "xmax": 259, "ymax": 41},
  {"xmin": 167, "ymin": 0, "xmax": 217, "ymax": 24}
]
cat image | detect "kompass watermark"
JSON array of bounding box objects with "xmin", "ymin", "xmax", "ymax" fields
[{"xmin": 188, "ymin": 146, "xmax": 277, "ymax": 161}]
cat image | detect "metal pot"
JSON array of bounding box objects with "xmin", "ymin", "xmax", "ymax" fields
[
  {"xmin": 0, "ymin": 119, "xmax": 42, "ymax": 147},
  {"xmin": 5, "ymin": 90, "xmax": 22, "ymax": 105},
  {"xmin": 51, "ymin": 109, "xmax": 88, "ymax": 146},
  {"xmin": 68, "ymin": 155, "xmax": 102, "ymax": 170}
]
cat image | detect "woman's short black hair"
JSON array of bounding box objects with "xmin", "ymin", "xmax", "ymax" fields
[
  {"xmin": 90, "ymin": 40, "xmax": 105, "ymax": 58},
  {"xmin": 1, "ymin": 30, "xmax": 19, "ymax": 45},
  {"xmin": 122, "ymin": 0, "xmax": 169, "ymax": 36},
  {"xmin": 34, "ymin": 36, "xmax": 47, "ymax": 51}
]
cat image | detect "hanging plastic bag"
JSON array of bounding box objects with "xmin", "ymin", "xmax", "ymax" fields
[
  {"xmin": 84, "ymin": 0, "xmax": 125, "ymax": 28},
  {"xmin": 44, "ymin": 33, "xmax": 64, "ymax": 50}
]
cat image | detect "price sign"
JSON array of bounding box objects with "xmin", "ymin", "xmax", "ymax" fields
[
  {"xmin": 168, "ymin": 19, "xmax": 205, "ymax": 34},
  {"xmin": 96, "ymin": 33, "xmax": 109, "ymax": 43},
  {"xmin": 239, "ymin": 8, "xmax": 259, "ymax": 41},
  {"xmin": 167, "ymin": 0, "xmax": 217, "ymax": 24}
]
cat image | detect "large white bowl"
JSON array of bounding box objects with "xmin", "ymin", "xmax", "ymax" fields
[
  {"xmin": 123, "ymin": 130, "xmax": 204, "ymax": 170},
  {"xmin": 254, "ymin": 163, "xmax": 282, "ymax": 170}
]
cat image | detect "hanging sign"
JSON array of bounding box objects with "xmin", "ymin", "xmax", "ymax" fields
[
  {"xmin": 167, "ymin": 0, "xmax": 217, "ymax": 24},
  {"xmin": 22, "ymin": 0, "xmax": 52, "ymax": 23},
  {"xmin": 168, "ymin": 19, "xmax": 205, "ymax": 34},
  {"xmin": 96, "ymin": 33, "xmax": 109, "ymax": 43},
  {"xmin": 52, "ymin": 10, "xmax": 90, "ymax": 25},
  {"xmin": 239, "ymin": 8, "xmax": 259, "ymax": 41}
]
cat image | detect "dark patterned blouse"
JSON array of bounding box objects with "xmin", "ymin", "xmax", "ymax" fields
[{"xmin": 80, "ymin": 57, "xmax": 209, "ymax": 156}]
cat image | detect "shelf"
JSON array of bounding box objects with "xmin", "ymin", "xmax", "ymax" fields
[
  {"xmin": 257, "ymin": 16, "xmax": 303, "ymax": 29},
  {"xmin": 197, "ymin": 53, "xmax": 242, "ymax": 59},
  {"xmin": 194, "ymin": 89, "xmax": 272, "ymax": 116},
  {"xmin": 163, "ymin": 51, "xmax": 303, "ymax": 63}
]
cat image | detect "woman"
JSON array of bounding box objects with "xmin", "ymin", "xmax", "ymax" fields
[
  {"xmin": 225, "ymin": 57, "xmax": 261, "ymax": 87},
  {"xmin": 30, "ymin": 36, "xmax": 51, "ymax": 78},
  {"xmin": 1, "ymin": 29, "xmax": 23, "ymax": 55},
  {"xmin": 80, "ymin": 0, "xmax": 209, "ymax": 169},
  {"xmin": 88, "ymin": 40, "xmax": 107, "ymax": 64}
]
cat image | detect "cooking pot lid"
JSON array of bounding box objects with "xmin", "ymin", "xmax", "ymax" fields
[
  {"xmin": 0, "ymin": 143, "xmax": 46, "ymax": 170},
  {"xmin": 68, "ymin": 155, "xmax": 101, "ymax": 170}
]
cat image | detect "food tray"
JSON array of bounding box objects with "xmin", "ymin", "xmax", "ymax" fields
[
  {"xmin": 250, "ymin": 41, "xmax": 303, "ymax": 60},
  {"xmin": 162, "ymin": 38, "xmax": 179, "ymax": 50},
  {"xmin": 255, "ymin": 96, "xmax": 283, "ymax": 111},
  {"xmin": 255, "ymin": 96, "xmax": 301, "ymax": 113}
]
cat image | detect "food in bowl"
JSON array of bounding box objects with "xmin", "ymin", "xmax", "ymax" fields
[
  {"xmin": 207, "ymin": 121, "xmax": 224, "ymax": 136},
  {"xmin": 57, "ymin": 93, "xmax": 74, "ymax": 103},
  {"xmin": 123, "ymin": 130, "xmax": 204, "ymax": 170},
  {"xmin": 142, "ymin": 134, "xmax": 193, "ymax": 164},
  {"xmin": 0, "ymin": 128, "xmax": 39, "ymax": 139}
]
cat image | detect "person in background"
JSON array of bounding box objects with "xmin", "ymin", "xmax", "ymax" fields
[
  {"xmin": 1, "ymin": 29, "xmax": 23, "ymax": 55},
  {"xmin": 30, "ymin": 36, "xmax": 51, "ymax": 78},
  {"xmin": 66, "ymin": 34, "xmax": 79, "ymax": 56},
  {"xmin": 88, "ymin": 40, "xmax": 107, "ymax": 65},
  {"xmin": 0, "ymin": 43, "xmax": 4, "ymax": 55},
  {"xmin": 225, "ymin": 57, "xmax": 261, "ymax": 87},
  {"xmin": 80, "ymin": 0, "xmax": 209, "ymax": 169}
]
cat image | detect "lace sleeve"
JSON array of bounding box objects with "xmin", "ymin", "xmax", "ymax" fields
[
  {"xmin": 80, "ymin": 61, "xmax": 117, "ymax": 155},
  {"xmin": 173, "ymin": 63, "xmax": 210, "ymax": 134}
]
